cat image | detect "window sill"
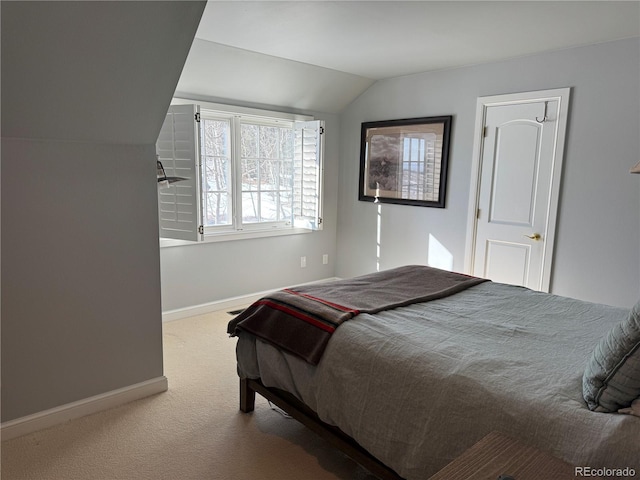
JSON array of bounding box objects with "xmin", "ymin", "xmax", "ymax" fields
[{"xmin": 159, "ymin": 227, "xmax": 314, "ymax": 248}]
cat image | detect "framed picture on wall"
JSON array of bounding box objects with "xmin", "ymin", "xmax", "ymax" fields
[{"xmin": 358, "ymin": 116, "xmax": 452, "ymax": 208}]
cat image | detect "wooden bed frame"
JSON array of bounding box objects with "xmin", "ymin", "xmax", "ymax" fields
[{"xmin": 240, "ymin": 378, "xmax": 405, "ymax": 480}]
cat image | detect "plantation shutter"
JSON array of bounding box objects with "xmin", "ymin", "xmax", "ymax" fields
[
  {"xmin": 156, "ymin": 104, "xmax": 202, "ymax": 241},
  {"xmin": 293, "ymin": 120, "xmax": 324, "ymax": 230}
]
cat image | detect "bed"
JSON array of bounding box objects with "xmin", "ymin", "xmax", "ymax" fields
[{"xmin": 228, "ymin": 265, "xmax": 640, "ymax": 479}]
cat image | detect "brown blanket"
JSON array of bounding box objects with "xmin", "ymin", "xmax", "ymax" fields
[{"xmin": 228, "ymin": 265, "xmax": 488, "ymax": 365}]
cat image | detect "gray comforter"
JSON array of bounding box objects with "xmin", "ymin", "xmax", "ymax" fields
[{"xmin": 235, "ymin": 282, "xmax": 640, "ymax": 479}]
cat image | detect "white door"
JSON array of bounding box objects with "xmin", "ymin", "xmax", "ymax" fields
[{"xmin": 465, "ymin": 89, "xmax": 570, "ymax": 292}]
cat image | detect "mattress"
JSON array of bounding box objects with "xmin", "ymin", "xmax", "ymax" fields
[{"xmin": 235, "ymin": 281, "xmax": 640, "ymax": 479}]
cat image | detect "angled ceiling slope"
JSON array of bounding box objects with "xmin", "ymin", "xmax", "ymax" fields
[
  {"xmin": 1, "ymin": 1, "xmax": 206, "ymax": 144},
  {"xmin": 176, "ymin": 39, "xmax": 375, "ymax": 114}
]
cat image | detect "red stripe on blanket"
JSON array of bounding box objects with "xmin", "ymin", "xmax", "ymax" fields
[
  {"xmin": 283, "ymin": 289, "xmax": 361, "ymax": 315},
  {"xmin": 255, "ymin": 299, "xmax": 337, "ymax": 333},
  {"xmin": 228, "ymin": 266, "xmax": 490, "ymax": 365}
]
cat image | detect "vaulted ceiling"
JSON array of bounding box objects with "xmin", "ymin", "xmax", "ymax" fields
[{"xmin": 176, "ymin": 1, "xmax": 640, "ymax": 113}]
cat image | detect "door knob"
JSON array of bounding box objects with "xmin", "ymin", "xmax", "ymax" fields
[{"xmin": 524, "ymin": 233, "xmax": 541, "ymax": 241}]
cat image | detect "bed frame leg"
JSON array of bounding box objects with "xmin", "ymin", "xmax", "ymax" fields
[{"xmin": 240, "ymin": 378, "xmax": 256, "ymax": 413}]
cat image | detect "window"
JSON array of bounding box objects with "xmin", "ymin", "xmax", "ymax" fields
[{"xmin": 157, "ymin": 102, "xmax": 324, "ymax": 242}]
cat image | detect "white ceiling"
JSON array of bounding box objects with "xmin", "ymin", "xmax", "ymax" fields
[
  {"xmin": 196, "ymin": 1, "xmax": 640, "ymax": 79},
  {"xmin": 177, "ymin": 1, "xmax": 640, "ymax": 112}
]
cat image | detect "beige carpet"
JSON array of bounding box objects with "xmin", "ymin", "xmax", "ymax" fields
[{"xmin": 1, "ymin": 309, "xmax": 378, "ymax": 480}]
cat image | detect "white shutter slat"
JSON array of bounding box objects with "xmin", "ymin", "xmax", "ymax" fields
[
  {"xmin": 293, "ymin": 120, "xmax": 324, "ymax": 230},
  {"xmin": 157, "ymin": 104, "xmax": 202, "ymax": 241}
]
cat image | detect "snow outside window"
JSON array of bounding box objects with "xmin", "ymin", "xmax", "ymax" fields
[{"xmin": 157, "ymin": 102, "xmax": 324, "ymax": 242}]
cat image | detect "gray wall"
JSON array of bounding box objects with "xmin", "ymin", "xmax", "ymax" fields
[
  {"xmin": 336, "ymin": 38, "xmax": 640, "ymax": 308},
  {"xmin": 160, "ymin": 106, "xmax": 339, "ymax": 312},
  {"xmin": 1, "ymin": 1, "xmax": 205, "ymax": 422},
  {"xmin": 2, "ymin": 140, "xmax": 164, "ymax": 420}
]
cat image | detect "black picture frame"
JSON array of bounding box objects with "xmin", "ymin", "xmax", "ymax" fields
[{"xmin": 358, "ymin": 116, "xmax": 452, "ymax": 208}]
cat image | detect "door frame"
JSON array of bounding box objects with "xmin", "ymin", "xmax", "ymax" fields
[{"xmin": 463, "ymin": 88, "xmax": 571, "ymax": 292}]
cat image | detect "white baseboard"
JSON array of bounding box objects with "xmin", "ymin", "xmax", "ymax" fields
[
  {"xmin": 162, "ymin": 277, "xmax": 341, "ymax": 322},
  {"xmin": 1, "ymin": 376, "xmax": 168, "ymax": 441}
]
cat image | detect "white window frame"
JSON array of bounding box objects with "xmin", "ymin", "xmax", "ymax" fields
[{"xmin": 158, "ymin": 99, "xmax": 324, "ymax": 246}]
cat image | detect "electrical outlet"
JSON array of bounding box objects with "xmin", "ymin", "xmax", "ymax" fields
[
  {"xmin": 300, "ymin": 256, "xmax": 307, "ymax": 268},
  {"xmin": 322, "ymin": 254, "xmax": 329, "ymax": 265}
]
